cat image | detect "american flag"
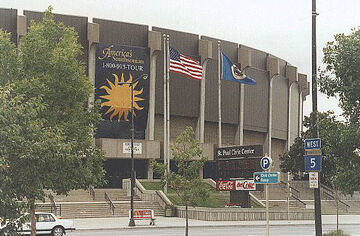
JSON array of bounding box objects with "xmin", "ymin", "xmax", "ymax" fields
[{"xmin": 169, "ymin": 47, "xmax": 203, "ymax": 80}]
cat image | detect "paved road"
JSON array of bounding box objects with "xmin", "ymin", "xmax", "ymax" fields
[{"xmin": 67, "ymin": 224, "xmax": 360, "ymax": 236}]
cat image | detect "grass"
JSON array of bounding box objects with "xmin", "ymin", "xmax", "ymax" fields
[
  {"xmin": 323, "ymin": 230, "xmax": 350, "ymax": 236},
  {"xmin": 139, "ymin": 180, "xmax": 262, "ymax": 208}
]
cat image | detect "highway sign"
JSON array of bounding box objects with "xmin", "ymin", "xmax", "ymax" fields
[
  {"xmin": 260, "ymin": 156, "xmax": 272, "ymax": 170},
  {"xmin": 309, "ymin": 172, "xmax": 319, "ymax": 188},
  {"xmin": 305, "ymin": 155, "xmax": 322, "ymax": 172},
  {"xmin": 253, "ymin": 172, "xmax": 279, "ymax": 184},
  {"xmin": 304, "ymin": 138, "xmax": 321, "ymax": 150}
]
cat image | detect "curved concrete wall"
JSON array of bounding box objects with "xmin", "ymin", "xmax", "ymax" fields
[{"xmin": 0, "ymin": 8, "xmax": 309, "ymax": 150}]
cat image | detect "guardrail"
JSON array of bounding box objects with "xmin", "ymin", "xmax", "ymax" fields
[
  {"xmin": 89, "ymin": 185, "xmax": 96, "ymax": 200},
  {"xmin": 105, "ymin": 192, "xmax": 115, "ymax": 215}
]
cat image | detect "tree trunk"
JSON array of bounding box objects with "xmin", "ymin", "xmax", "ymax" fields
[
  {"xmin": 185, "ymin": 204, "xmax": 188, "ymax": 236},
  {"xmin": 30, "ymin": 200, "xmax": 36, "ymax": 236}
]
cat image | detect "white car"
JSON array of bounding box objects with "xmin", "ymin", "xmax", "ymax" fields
[{"xmin": 0, "ymin": 212, "xmax": 75, "ymax": 236}]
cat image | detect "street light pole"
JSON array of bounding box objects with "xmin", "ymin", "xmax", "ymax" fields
[
  {"xmin": 118, "ymin": 75, "xmax": 147, "ymax": 227},
  {"xmin": 128, "ymin": 80, "xmax": 135, "ymax": 227},
  {"xmin": 312, "ymin": 0, "xmax": 322, "ymax": 235}
]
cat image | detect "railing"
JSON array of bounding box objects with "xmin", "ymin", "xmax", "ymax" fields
[
  {"xmin": 323, "ymin": 190, "xmax": 350, "ymax": 211},
  {"xmin": 105, "ymin": 192, "xmax": 115, "ymax": 215},
  {"xmin": 35, "ymin": 203, "xmax": 62, "ymax": 216},
  {"xmin": 89, "ymin": 185, "xmax": 96, "ymax": 200},
  {"xmin": 280, "ymin": 181, "xmax": 306, "ymax": 207},
  {"xmin": 48, "ymin": 194, "xmax": 58, "ymax": 215}
]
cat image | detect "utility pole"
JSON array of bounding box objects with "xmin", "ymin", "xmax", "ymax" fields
[{"xmin": 312, "ymin": 0, "xmax": 322, "ymax": 235}]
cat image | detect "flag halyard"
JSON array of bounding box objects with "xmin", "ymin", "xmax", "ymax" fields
[{"xmin": 169, "ymin": 47, "xmax": 203, "ymax": 80}]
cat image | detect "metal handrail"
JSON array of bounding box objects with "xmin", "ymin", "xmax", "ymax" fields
[
  {"xmin": 89, "ymin": 185, "xmax": 96, "ymax": 200},
  {"xmin": 323, "ymin": 191, "xmax": 350, "ymax": 208},
  {"xmin": 49, "ymin": 194, "xmax": 58, "ymax": 215},
  {"xmin": 291, "ymin": 194, "xmax": 307, "ymax": 207},
  {"xmin": 280, "ymin": 181, "xmax": 300, "ymax": 194},
  {"xmin": 320, "ymin": 183, "xmax": 335, "ymax": 194},
  {"xmin": 279, "ymin": 181, "xmax": 305, "ymax": 207},
  {"xmin": 105, "ymin": 192, "xmax": 115, "ymax": 215}
]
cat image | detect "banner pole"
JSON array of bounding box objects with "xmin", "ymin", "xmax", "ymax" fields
[
  {"xmin": 166, "ymin": 35, "xmax": 170, "ymax": 177},
  {"xmin": 163, "ymin": 34, "xmax": 167, "ymax": 194},
  {"xmin": 218, "ymin": 41, "xmax": 222, "ymax": 147}
]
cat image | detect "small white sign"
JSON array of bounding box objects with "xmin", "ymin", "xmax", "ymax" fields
[
  {"xmin": 235, "ymin": 180, "xmax": 256, "ymax": 191},
  {"xmin": 309, "ymin": 172, "xmax": 318, "ymax": 189},
  {"xmin": 123, "ymin": 142, "xmax": 142, "ymax": 154}
]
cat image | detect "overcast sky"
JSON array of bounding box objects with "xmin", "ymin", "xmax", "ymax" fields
[{"xmin": 2, "ymin": 0, "xmax": 360, "ymax": 118}]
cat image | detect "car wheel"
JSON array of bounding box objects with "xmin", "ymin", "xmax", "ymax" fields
[{"xmin": 52, "ymin": 226, "xmax": 64, "ymax": 236}]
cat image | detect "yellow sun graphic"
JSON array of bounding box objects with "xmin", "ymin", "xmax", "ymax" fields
[{"xmin": 100, "ymin": 73, "xmax": 144, "ymax": 121}]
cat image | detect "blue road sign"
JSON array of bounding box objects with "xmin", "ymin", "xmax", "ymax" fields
[
  {"xmin": 260, "ymin": 156, "xmax": 272, "ymax": 170},
  {"xmin": 253, "ymin": 172, "xmax": 279, "ymax": 184},
  {"xmin": 304, "ymin": 138, "xmax": 321, "ymax": 150},
  {"xmin": 305, "ymin": 155, "xmax": 322, "ymax": 172}
]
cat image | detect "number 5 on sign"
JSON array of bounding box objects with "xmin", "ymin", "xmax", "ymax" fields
[{"xmin": 305, "ymin": 155, "xmax": 322, "ymax": 172}]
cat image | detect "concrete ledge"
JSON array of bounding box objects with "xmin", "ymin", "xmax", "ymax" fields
[{"xmin": 176, "ymin": 206, "xmax": 314, "ymax": 221}]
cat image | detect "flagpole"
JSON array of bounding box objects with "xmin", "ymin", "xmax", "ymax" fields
[
  {"xmin": 218, "ymin": 41, "xmax": 222, "ymax": 147},
  {"xmin": 166, "ymin": 35, "xmax": 170, "ymax": 177},
  {"xmin": 163, "ymin": 34, "xmax": 168, "ymax": 194}
]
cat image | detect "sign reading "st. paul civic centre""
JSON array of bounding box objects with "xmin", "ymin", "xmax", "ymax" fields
[{"xmin": 216, "ymin": 145, "xmax": 263, "ymax": 160}]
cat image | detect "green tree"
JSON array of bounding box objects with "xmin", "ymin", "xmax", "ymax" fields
[
  {"xmin": 0, "ymin": 8, "xmax": 105, "ymax": 235},
  {"xmin": 280, "ymin": 111, "xmax": 360, "ymax": 194},
  {"xmin": 153, "ymin": 127, "xmax": 210, "ymax": 236},
  {"xmin": 319, "ymin": 27, "xmax": 360, "ymax": 123}
]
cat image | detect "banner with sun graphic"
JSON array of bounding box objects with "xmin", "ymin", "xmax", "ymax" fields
[{"xmin": 95, "ymin": 43, "xmax": 150, "ymax": 138}]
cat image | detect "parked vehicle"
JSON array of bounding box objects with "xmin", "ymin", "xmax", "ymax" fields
[{"xmin": 0, "ymin": 212, "xmax": 75, "ymax": 236}]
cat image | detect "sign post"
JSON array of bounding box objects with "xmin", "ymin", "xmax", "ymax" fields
[
  {"xmin": 254, "ymin": 154, "xmax": 278, "ymax": 236},
  {"xmin": 259, "ymin": 156, "xmax": 272, "ymax": 236},
  {"xmin": 304, "ymin": 138, "xmax": 322, "ymax": 235}
]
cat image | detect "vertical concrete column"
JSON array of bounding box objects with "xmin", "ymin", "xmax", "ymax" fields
[
  {"xmin": 301, "ymin": 83, "xmax": 310, "ymax": 133},
  {"xmin": 235, "ymin": 47, "xmax": 251, "ymax": 145},
  {"xmin": 87, "ymin": 23, "xmax": 99, "ymax": 147},
  {"xmin": 147, "ymin": 159, "xmax": 154, "ymax": 180},
  {"xmin": 17, "ymin": 15, "xmax": 27, "ymax": 46},
  {"xmin": 265, "ymin": 57, "xmax": 280, "ymax": 157},
  {"xmin": 196, "ymin": 39, "xmax": 212, "ymax": 143},
  {"xmin": 147, "ymin": 31, "xmax": 162, "ymax": 141},
  {"xmin": 298, "ymin": 73, "xmax": 309, "ymax": 134},
  {"xmin": 146, "ymin": 31, "xmax": 161, "ymax": 180},
  {"xmin": 285, "ymin": 65, "xmax": 298, "ymax": 150},
  {"xmin": 87, "ymin": 23, "xmax": 100, "ymax": 107}
]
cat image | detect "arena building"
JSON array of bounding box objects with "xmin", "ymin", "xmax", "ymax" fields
[{"xmin": 0, "ymin": 8, "xmax": 309, "ymax": 188}]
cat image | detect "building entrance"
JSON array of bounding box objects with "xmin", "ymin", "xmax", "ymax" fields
[{"xmin": 104, "ymin": 159, "xmax": 147, "ymax": 188}]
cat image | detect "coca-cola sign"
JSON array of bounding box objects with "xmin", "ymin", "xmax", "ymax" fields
[
  {"xmin": 235, "ymin": 180, "xmax": 256, "ymax": 191},
  {"xmin": 216, "ymin": 180, "xmax": 236, "ymax": 191}
]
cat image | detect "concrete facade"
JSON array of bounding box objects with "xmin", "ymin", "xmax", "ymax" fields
[{"xmin": 0, "ymin": 8, "xmax": 309, "ymax": 184}]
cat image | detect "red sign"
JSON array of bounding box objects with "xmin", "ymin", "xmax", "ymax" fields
[
  {"xmin": 235, "ymin": 180, "xmax": 256, "ymax": 191},
  {"xmin": 216, "ymin": 180, "xmax": 236, "ymax": 191},
  {"xmin": 131, "ymin": 209, "xmax": 153, "ymax": 219}
]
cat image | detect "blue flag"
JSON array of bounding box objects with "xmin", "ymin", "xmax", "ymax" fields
[{"xmin": 221, "ymin": 53, "xmax": 256, "ymax": 85}]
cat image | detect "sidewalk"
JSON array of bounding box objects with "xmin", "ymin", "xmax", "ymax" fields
[{"xmin": 72, "ymin": 215, "xmax": 360, "ymax": 231}]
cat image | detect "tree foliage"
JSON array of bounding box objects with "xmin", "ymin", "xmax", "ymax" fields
[
  {"xmin": 319, "ymin": 27, "xmax": 360, "ymax": 123},
  {"xmin": 153, "ymin": 126, "xmax": 210, "ymax": 236},
  {"xmin": 280, "ymin": 112, "xmax": 360, "ymax": 195},
  {"xmin": 0, "ymin": 7, "xmax": 105, "ymax": 230}
]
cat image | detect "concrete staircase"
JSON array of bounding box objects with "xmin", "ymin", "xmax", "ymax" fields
[{"xmin": 37, "ymin": 188, "xmax": 165, "ymax": 219}]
